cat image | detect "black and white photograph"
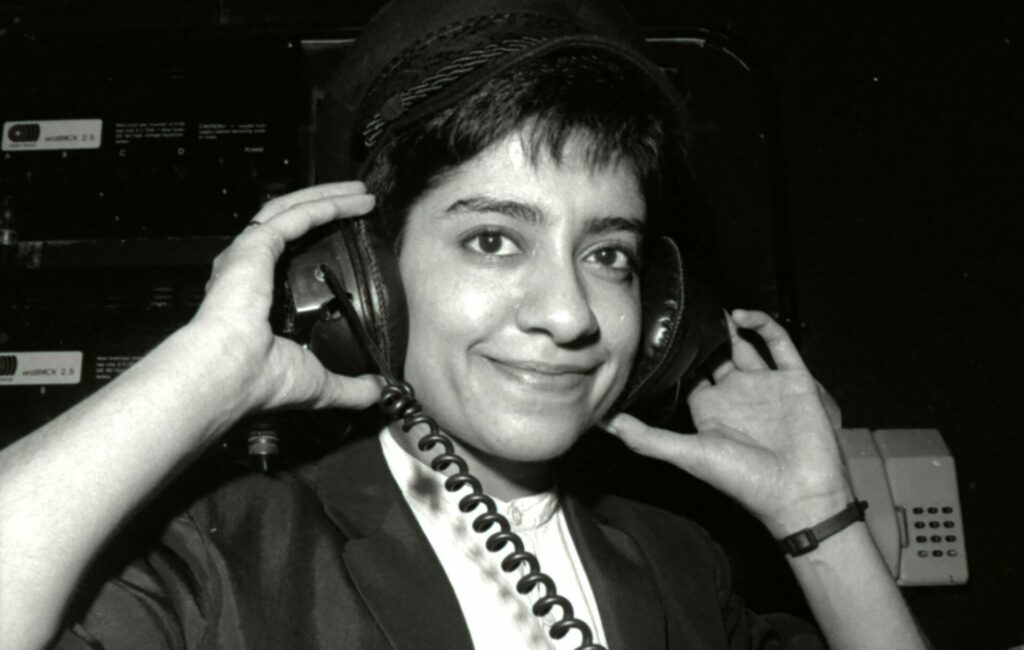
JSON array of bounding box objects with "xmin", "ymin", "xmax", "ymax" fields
[{"xmin": 1, "ymin": 1, "xmax": 1019, "ymax": 648}]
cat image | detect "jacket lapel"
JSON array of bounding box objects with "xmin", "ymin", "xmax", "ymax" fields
[
  {"xmin": 563, "ymin": 494, "xmax": 667, "ymax": 650},
  {"xmin": 316, "ymin": 434, "xmax": 474, "ymax": 650},
  {"xmin": 314, "ymin": 433, "xmax": 671, "ymax": 650}
]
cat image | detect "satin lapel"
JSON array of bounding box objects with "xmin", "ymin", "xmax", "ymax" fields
[
  {"xmin": 316, "ymin": 434, "xmax": 473, "ymax": 650},
  {"xmin": 563, "ymin": 495, "xmax": 667, "ymax": 650}
]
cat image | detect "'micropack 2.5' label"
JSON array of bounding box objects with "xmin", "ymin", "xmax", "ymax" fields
[
  {"xmin": 2, "ymin": 119, "xmax": 103, "ymax": 151},
  {"xmin": 0, "ymin": 352, "xmax": 83, "ymax": 385}
]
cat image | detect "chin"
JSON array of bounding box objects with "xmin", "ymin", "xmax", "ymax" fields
[{"xmin": 456, "ymin": 407, "xmax": 597, "ymax": 463}]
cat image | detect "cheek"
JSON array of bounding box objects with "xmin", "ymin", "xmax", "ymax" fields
[
  {"xmin": 400, "ymin": 258, "xmax": 509, "ymax": 374},
  {"xmin": 610, "ymin": 296, "xmax": 643, "ymax": 407},
  {"xmin": 408, "ymin": 275, "xmax": 498, "ymax": 337},
  {"xmin": 448, "ymin": 280, "xmax": 501, "ymax": 323},
  {"xmin": 595, "ymin": 285, "xmax": 643, "ymax": 362}
]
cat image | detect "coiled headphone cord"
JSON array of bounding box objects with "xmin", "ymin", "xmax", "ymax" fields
[{"xmin": 320, "ymin": 264, "xmax": 606, "ymax": 650}]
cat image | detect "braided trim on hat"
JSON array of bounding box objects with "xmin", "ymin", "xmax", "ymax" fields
[
  {"xmin": 359, "ymin": 11, "xmax": 583, "ymax": 150},
  {"xmin": 363, "ymin": 35, "xmax": 544, "ymax": 149},
  {"xmin": 369, "ymin": 12, "xmax": 571, "ymax": 97}
]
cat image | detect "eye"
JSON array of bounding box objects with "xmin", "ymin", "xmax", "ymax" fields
[
  {"xmin": 587, "ymin": 247, "xmax": 632, "ymax": 270},
  {"xmin": 461, "ymin": 229, "xmax": 522, "ymax": 257},
  {"xmin": 583, "ymin": 245, "xmax": 638, "ymax": 280}
]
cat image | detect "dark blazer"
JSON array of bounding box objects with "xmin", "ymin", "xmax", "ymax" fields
[{"xmin": 58, "ymin": 433, "xmax": 811, "ymax": 649}]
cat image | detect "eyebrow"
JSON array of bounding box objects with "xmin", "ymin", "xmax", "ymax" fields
[{"xmin": 446, "ymin": 195, "xmax": 645, "ymax": 237}]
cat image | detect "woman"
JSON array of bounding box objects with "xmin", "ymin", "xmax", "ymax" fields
[{"xmin": 0, "ymin": 0, "xmax": 929, "ymax": 648}]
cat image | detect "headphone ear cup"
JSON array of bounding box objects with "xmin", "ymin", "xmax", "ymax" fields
[
  {"xmin": 618, "ymin": 236, "xmax": 728, "ymax": 418},
  {"xmin": 287, "ymin": 219, "xmax": 407, "ymax": 380}
]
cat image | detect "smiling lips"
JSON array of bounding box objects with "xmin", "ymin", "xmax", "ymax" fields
[{"xmin": 485, "ymin": 356, "xmax": 597, "ymax": 394}]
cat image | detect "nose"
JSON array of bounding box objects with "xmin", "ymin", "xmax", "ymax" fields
[{"xmin": 514, "ymin": 258, "xmax": 599, "ymax": 345}]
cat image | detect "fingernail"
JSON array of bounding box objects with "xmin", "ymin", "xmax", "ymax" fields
[{"xmin": 597, "ymin": 418, "xmax": 618, "ymax": 435}]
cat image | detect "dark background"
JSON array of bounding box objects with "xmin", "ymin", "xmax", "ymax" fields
[
  {"xmin": 711, "ymin": 4, "xmax": 1022, "ymax": 648},
  {"xmin": 1, "ymin": 2, "xmax": 1021, "ymax": 648}
]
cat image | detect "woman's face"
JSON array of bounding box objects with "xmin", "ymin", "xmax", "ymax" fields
[{"xmin": 397, "ymin": 132, "xmax": 644, "ymax": 465}]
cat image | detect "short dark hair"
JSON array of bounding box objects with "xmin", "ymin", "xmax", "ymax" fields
[{"xmin": 362, "ymin": 51, "xmax": 689, "ymax": 250}]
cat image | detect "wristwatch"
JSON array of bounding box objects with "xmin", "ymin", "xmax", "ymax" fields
[{"xmin": 778, "ymin": 500, "xmax": 868, "ymax": 557}]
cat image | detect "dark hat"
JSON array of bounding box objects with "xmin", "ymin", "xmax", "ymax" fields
[{"xmin": 314, "ymin": 0, "xmax": 684, "ymax": 181}]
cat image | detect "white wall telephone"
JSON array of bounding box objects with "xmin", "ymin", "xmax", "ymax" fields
[{"xmin": 838, "ymin": 428, "xmax": 968, "ymax": 586}]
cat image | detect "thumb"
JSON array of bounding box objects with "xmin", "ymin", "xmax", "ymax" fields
[
  {"xmin": 316, "ymin": 373, "xmax": 386, "ymax": 411},
  {"xmin": 602, "ymin": 412, "xmax": 709, "ymax": 475}
]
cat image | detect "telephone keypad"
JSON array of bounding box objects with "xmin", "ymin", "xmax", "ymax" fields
[
  {"xmin": 838, "ymin": 428, "xmax": 968, "ymax": 586},
  {"xmin": 907, "ymin": 504, "xmax": 962, "ymax": 561}
]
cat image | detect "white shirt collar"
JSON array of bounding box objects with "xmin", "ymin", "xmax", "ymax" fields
[{"xmin": 379, "ymin": 427, "xmax": 560, "ymax": 532}]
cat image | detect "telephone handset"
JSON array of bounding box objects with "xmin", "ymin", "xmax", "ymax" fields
[
  {"xmin": 838, "ymin": 428, "xmax": 969, "ymax": 586},
  {"xmin": 279, "ymin": 215, "xmax": 729, "ymax": 650}
]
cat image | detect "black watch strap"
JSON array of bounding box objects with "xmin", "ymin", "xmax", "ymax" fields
[{"xmin": 778, "ymin": 500, "xmax": 868, "ymax": 557}]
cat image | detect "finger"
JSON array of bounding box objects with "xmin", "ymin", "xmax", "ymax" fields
[
  {"xmin": 603, "ymin": 412, "xmax": 708, "ymax": 474},
  {"xmin": 726, "ymin": 312, "xmax": 769, "ymax": 371},
  {"xmin": 203, "ymin": 195, "xmax": 375, "ymax": 317},
  {"xmin": 243, "ymin": 193, "xmax": 377, "ymax": 251},
  {"xmin": 259, "ymin": 339, "xmax": 386, "ymax": 410},
  {"xmin": 710, "ymin": 358, "xmax": 735, "ymax": 382},
  {"xmin": 251, "ymin": 181, "xmax": 369, "ymax": 223},
  {"xmin": 731, "ymin": 309, "xmax": 806, "ymax": 371},
  {"xmin": 682, "ymin": 376, "xmax": 713, "ymax": 417},
  {"xmin": 683, "ymin": 372, "xmax": 712, "ymax": 405},
  {"xmin": 689, "ymin": 376, "xmax": 713, "ymax": 394},
  {"xmin": 816, "ymin": 381, "xmax": 843, "ymax": 430}
]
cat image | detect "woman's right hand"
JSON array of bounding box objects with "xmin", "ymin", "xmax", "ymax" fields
[
  {"xmin": 191, "ymin": 181, "xmax": 384, "ymax": 414},
  {"xmin": 0, "ymin": 182, "xmax": 385, "ymax": 650}
]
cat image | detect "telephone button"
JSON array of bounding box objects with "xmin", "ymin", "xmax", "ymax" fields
[
  {"xmin": 931, "ymin": 535, "xmax": 942, "ymax": 543},
  {"xmin": 946, "ymin": 535, "xmax": 957, "ymax": 543},
  {"xmin": 948, "ymin": 549, "xmax": 959, "ymax": 557},
  {"xmin": 913, "ymin": 507, "xmax": 925, "ymax": 515},
  {"xmin": 932, "ymin": 550, "xmax": 944, "ymax": 557},
  {"xmin": 943, "ymin": 521, "xmax": 955, "ymax": 528},
  {"xmin": 916, "ymin": 536, "xmax": 928, "ymax": 543},
  {"xmin": 917, "ymin": 550, "xmax": 929, "ymax": 558},
  {"xmin": 915, "ymin": 522, "xmax": 926, "ymax": 529},
  {"xmin": 927, "ymin": 507, "xmax": 939, "ymax": 514},
  {"xmin": 929, "ymin": 521, "xmax": 941, "ymax": 528},
  {"xmin": 942, "ymin": 506, "xmax": 954, "ymax": 514}
]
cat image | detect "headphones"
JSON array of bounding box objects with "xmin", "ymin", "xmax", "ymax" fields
[
  {"xmin": 282, "ymin": 215, "xmax": 728, "ymax": 421},
  {"xmin": 281, "ymin": 0, "xmax": 732, "ymax": 420}
]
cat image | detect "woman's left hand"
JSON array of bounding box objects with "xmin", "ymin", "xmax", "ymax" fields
[{"xmin": 604, "ymin": 309, "xmax": 853, "ymax": 537}]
